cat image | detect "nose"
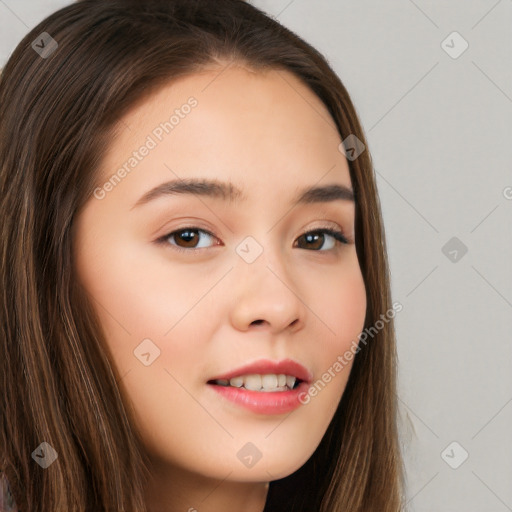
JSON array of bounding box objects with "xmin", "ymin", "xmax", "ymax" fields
[{"xmin": 229, "ymin": 247, "xmax": 306, "ymax": 335}]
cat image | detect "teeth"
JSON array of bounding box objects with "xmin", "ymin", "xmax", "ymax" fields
[
  {"xmin": 244, "ymin": 374, "xmax": 262, "ymax": 391},
  {"xmin": 229, "ymin": 376, "xmax": 244, "ymax": 388},
  {"xmin": 261, "ymin": 374, "xmax": 278, "ymax": 389},
  {"xmin": 213, "ymin": 373, "xmax": 300, "ymax": 392},
  {"xmin": 286, "ymin": 375, "xmax": 296, "ymax": 389}
]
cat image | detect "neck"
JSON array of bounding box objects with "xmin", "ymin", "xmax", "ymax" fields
[{"xmin": 144, "ymin": 462, "xmax": 270, "ymax": 512}]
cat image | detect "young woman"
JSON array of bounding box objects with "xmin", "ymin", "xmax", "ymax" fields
[{"xmin": 0, "ymin": 1, "xmax": 405, "ymax": 510}]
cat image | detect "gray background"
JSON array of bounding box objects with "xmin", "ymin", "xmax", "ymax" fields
[{"xmin": 1, "ymin": 1, "xmax": 511, "ymax": 510}]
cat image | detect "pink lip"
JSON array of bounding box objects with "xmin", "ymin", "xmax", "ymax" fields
[
  {"xmin": 208, "ymin": 358, "xmax": 313, "ymax": 384},
  {"xmin": 208, "ymin": 381, "xmax": 310, "ymax": 415},
  {"xmin": 207, "ymin": 358, "xmax": 313, "ymax": 415}
]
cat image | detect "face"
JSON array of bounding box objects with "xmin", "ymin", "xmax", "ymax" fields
[{"xmin": 73, "ymin": 64, "xmax": 367, "ymax": 483}]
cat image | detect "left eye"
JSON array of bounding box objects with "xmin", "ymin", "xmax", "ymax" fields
[
  {"xmin": 157, "ymin": 227, "xmax": 348, "ymax": 253},
  {"xmin": 294, "ymin": 228, "xmax": 348, "ymax": 250}
]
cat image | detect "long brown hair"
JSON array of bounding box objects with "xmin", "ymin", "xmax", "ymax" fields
[{"xmin": 0, "ymin": 0, "xmax": 404, "ymax": 510}]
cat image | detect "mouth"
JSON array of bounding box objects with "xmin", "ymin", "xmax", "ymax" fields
[
  {"xmin": 207, "ymin": 373, "xmax": 304, "ymax": 392},
  {"xmin": 206, "ymin": 358, "xmax": 312, "ymax": 414},
  {"xmin": 207, "ymin": 357, "xmax": 312, "ymax": 390}
]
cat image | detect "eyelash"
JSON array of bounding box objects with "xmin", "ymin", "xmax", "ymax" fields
[{"xmin": 155, "ymin": 226, "xmax": 349, "ymax": 254}]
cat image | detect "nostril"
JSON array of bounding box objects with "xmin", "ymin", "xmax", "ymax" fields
[{"xmin": 251, "ymin": 319, "xmax": 264, "ymax": 325}]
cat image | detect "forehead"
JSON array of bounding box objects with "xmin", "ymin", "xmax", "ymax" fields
[
  {"xmin": 95, "ymin": 65, "xmax": 352, "ymax": 207},
  {"xmin": 118, "ymin": 64, "xmax": 339, "ymax": 135}
]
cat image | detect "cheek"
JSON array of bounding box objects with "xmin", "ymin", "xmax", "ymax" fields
[
  {"xmin": 299, "ymin": 259, "xmax": 366, "ymax": 416},
  {"xmin": 74, "ymin": 230, "xmax": 224, "ymax": 386},
  {"xmin": 310, "ymin": 256, "xmax": 367, "ymax": 358},
  {"xmin": 75, "ymin": 233, "xmax": 216, "ymax": 355},
  {"xmin": 74, "ymin": 237, "xmax": 222, "ymax": 462}
]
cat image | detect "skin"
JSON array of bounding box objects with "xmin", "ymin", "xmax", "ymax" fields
[{"xmin": 73, "ymin": 63, "xmax": 367, "ymax": 512}]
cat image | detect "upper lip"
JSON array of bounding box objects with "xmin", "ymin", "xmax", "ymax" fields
[{"xmin": 208, "ymin": 358, "xmax": 313, "ymax": 384}]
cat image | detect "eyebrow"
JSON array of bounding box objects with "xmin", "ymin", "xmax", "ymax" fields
[{"xmin": 130, "ymin": 178, "xmax": 355, "ymax": 210}]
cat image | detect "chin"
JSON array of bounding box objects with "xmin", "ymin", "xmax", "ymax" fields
[{"xmin": 227, "ymin": 440, "xmax": 319, "ymax": 482}]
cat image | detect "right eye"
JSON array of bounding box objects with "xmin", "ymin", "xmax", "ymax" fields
[{"xmin": 156, "ymin": 227, "xmax": 221, "ymax": 253}]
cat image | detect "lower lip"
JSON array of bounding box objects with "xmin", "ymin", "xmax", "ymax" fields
[{"xmin": 207, "ymin": 381, "xmax": 310, "ymax": 415}]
